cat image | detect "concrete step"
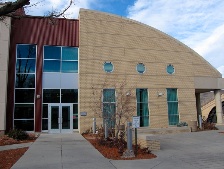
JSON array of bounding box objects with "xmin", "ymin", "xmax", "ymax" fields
[
  {"xmin": 132, "ymin": 127, "xmax": 191, "ymax": 151},
  {"xmin": 136, "ymin": 134, "xmax": 160, "ymax": 151},
  {"xmin": 137, "ymin": 127, "xmax": 191, "ymax": 135}
]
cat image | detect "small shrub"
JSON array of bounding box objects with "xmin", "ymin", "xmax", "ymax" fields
[
  {"xmin": 140, "ymin": 147, "xmax": 151, "ymax": 154},
  {"xmin": 177, "ymin": 122, "xmax": 188, "ymax": 127},
  {"xmin": 7, "ymin": 129, "xmax": 28, "ymax": 140},
  {"xmin": 202, "ymin": 122, "xmax": 218, "ymax": 130}
]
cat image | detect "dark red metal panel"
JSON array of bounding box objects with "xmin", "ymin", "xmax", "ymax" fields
[
  {"xmin": 10, "ymin": 17, "xmax": 79, "ymax": 46},
  {"xmin": 6, "ymin": 17, "xmax": 79, "ymax": 132}
]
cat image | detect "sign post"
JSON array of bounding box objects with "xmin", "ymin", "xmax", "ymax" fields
[{"xmin": 132, "ymin": 116, "xmax": 140, "ymax": 156}]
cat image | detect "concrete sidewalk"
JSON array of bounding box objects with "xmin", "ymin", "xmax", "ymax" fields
[
  {"xmin": 12, "ymin": 133, "xmax": 116, "ymax": 169},
  {"xmin": 112, "ymin": 130, "xmax": 224, "ymax": 169},
  {"xmin": 11, "ymin": 130, "xmax": 224, "ymax": 169},
  {"xmin": 0, "ymin": 142, "xmax": 33, "ymax": 151}
]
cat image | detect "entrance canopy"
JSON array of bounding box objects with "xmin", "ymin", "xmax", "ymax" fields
[
  {"xmin": 195, "ymin": 77, "xmax": 224, "ymax": 93},
  {"xmin": 195, "ymin": 76, "xmax": 224, "ymax": 125}
]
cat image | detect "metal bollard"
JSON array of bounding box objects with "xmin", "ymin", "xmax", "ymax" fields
[
  {"xmin": 127, "ymin": 122, "xmax": 132, "ymax": 151},
  {"xmin": 93, "ymin": 118, "xmax": 96, "ymax": 134},
  {"xmin": 104, "ymin": 120, "xmax": 108, "ymax": 138},
  {"xmin": 199, "ymin": 115, "xmax": 202, "ymax": 129}
]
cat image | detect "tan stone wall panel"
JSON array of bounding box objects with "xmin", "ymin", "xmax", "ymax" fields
[
  {"xmin": 178, "ymin": 102, "xmax": 196, "ymax": 115},
  {"xmin": 180, "ymin": 115, "xmax": 197, "ymax": 123},
  {"xmin": 193, "ymin": 64, "xmax": 220, "ymax": 77},
  {"xmin": 178, "ymin": 89, "xmax": 196, "ymax": 102},
  {"xmin": 124, "ymin": 48, "xmax": 157, "ymax": 62},
  {"xmin": 80, "ymin": 32, "xmax": 190, "ymax": 52},
  {"xmin": 150, "ymin": 115, "xmax": 169, "ymax": 128},
  {"xmin": 149, "ymin": 103, "xmax": 168, "ymax": 116}
]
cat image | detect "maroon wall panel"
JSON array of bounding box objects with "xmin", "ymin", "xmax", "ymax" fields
[{"xmin": 6, "ymin": 17, "xmax": 79, "ymax": 132}]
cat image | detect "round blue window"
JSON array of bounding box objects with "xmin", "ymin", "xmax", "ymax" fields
[
  {"xmin": 167, "ymin": 64, "xmax": 175, "ymax": 74},
  {"xmin": 104, "ymin": 62, "xmax": 114, "ymax": 73},
  {"xmin": 136, "ymin": 63, "xmax": 145, "ymax": 74}
]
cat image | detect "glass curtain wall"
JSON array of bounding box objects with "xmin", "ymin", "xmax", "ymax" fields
[
  {"xmin": 103, "ymin": 89, "xmax": 116, "ymax": 129},
  {"xmin": 167, "ymin": 88, "xmax": 179, "ymax": 125},
  {"xmin": 42, "ymin": 46, "xmax": 79, "ymax": 131},
  {"xmin": 14, "ymin": 44, "xmax": 36, "ymax": 131},
  {"xmin": 136, "ymin": 89, "xmax": 149, "ymax": 127}
]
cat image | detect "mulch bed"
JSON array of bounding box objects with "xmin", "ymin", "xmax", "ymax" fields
[
  {"xmin": 0, "ymin": 147, "xmax": 28, "ymax": 169},
  {"xmin": 0, "ymin": 134, "xmax": 36, "ymax": 146},
  {"xmin": 83, "ymin": 134, "xmax": 157, "ymax": 160},
  {"xmin": 0, "ymin": 134, "xmax": 37, "ymax": 169}
]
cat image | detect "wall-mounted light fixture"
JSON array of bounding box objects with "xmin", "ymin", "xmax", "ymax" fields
[
  {"xmin": 36, "ymin": 94, "xmax": 41, "ymax": 99},
  {"xmin": 126, "ymin": 92, "xmax": 131, "ymax": 96},
  {"xmin": 81, "ymin": 112, "xmax": 87, "ymax": 116},
  {"xmin": 157, "ymin": 92, "xmax": 164, "ymax": 97}
]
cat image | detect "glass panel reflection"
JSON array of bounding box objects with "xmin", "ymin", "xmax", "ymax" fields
[
  {"xmin": 44, "ymin": 46, "xmax": 61, "ymax": 59},
  {"xmin": 14, "ymin": 104, "xmax": 34, "ymax": 119},
  {"xmin": 51, "ymin": 106, "xmax": 59, "ymax": 129},
  {"xmin": 15, "ymin": 89, "xmax": 35, "ymax": 103},
  {"xmin": 16, "ymin": 59, "xmax": 36, "ymax": 73},
  {"xmin": 16, "ymin": 74, "xmax": 35, "ymax": 88},
  {"xmin": 73, "ymin": 104, "xmax": 78, "ymax": 129},
  {"xmin": 42, "ymin": 119, "xmax": 48, "ymax": 130},
  {"xmin": 42, "ymin": 104, "xmax": 48, "ymax": 118},
  {"xmin": 17, "ymin": 45, "xmax": 36, "ymax": 59},
  {"xmin": 136, "ymin": 63, "xmax": 145, "ymax": 74},
  {"xmin": 62, "ymin": 47, "xmax": 78, "ymax": 60},
  {"xmin": 43, "ymin": 89, "xmax": 60, "ymax": 103},
  {"xmin": 62, "ymin": 106, "xmax": 70, "ymax": 129},
  {"xmin": 167, "ymin": 64, "xmax": 175, "ymax": 74},
  {"xmin": 61, "ymin": 61, "xmax": 78, "ymax": 73},
  {"xmin": 104, "ymin": 62, "xmax": 113, "ymax": 72},
  {"xmin": 73, "ymin": 118, "xmax": 78, "ymax": 129},
  {"xmin": 73, "ymin": 104, "xmax": 78, "ymax": 114},
  {"xmin": 61, "ymin": 89, "xmax": 78, "ymax": 103},
  {"xmin": 14, "ymin": 120, "xmax": 34, "ymax": 131},
  {"xmin": 44, "ymin": 60, "xmax": 60, "ymax": 72}
]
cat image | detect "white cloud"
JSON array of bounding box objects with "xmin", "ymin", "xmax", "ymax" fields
[
  {"xmin": 193, "ymin": 24, "xmax": 224, "ymax": 67},
  {"xmin": 24, "ymin": 0, "xmax": 98, "ymax": 18},
  {"xmin": 217, "ymin": 66, "xmax": 224, "ymax": 78},
  {"xmin": 127, "ymin": 0, "xmax": 224, "ymax": 75}
]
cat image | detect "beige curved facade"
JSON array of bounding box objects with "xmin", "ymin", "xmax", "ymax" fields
[{"xmin": 78, "ymin": 9, "xmax": 223, "ymax": 133}]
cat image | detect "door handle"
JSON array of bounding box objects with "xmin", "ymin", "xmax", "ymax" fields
[{"xmin": 58, "ymin": 118, "xmax": 60, "ymax": 124}]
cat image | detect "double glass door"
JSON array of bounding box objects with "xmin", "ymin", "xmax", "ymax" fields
[{"xmin": 48, "ymin": 104, "xmax": 73, "ymax": 133}]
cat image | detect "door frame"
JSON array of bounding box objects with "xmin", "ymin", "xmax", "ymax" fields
[{"xmin": 48, "ymin": 103, "xmax": 73, "ymax": 133}]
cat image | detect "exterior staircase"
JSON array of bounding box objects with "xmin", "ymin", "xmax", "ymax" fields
[{"xmin": 201, "ymin": 94, "xmax": 224, "ymax": 119}]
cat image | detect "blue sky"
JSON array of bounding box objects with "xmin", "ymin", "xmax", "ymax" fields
[{"xmin": 2, "ymin": 0, "xmax": 224, "ymax": 76}]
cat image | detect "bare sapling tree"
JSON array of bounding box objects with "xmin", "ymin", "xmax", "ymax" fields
[
  {"xmin": 0, "ymin": 0, "xmax": 74, "ymax": 19},
  {"xmin": 0, "ymin": 0, "xmax": 30, "ymax": 17},
  {"xmin": 91, "ymin": 80, "xmax": 135, "ymax": 139}
]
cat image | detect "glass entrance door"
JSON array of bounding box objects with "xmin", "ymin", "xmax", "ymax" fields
[{"xmin": 48, "ymin": 104, "xmax": 73, "ymax": 133}]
